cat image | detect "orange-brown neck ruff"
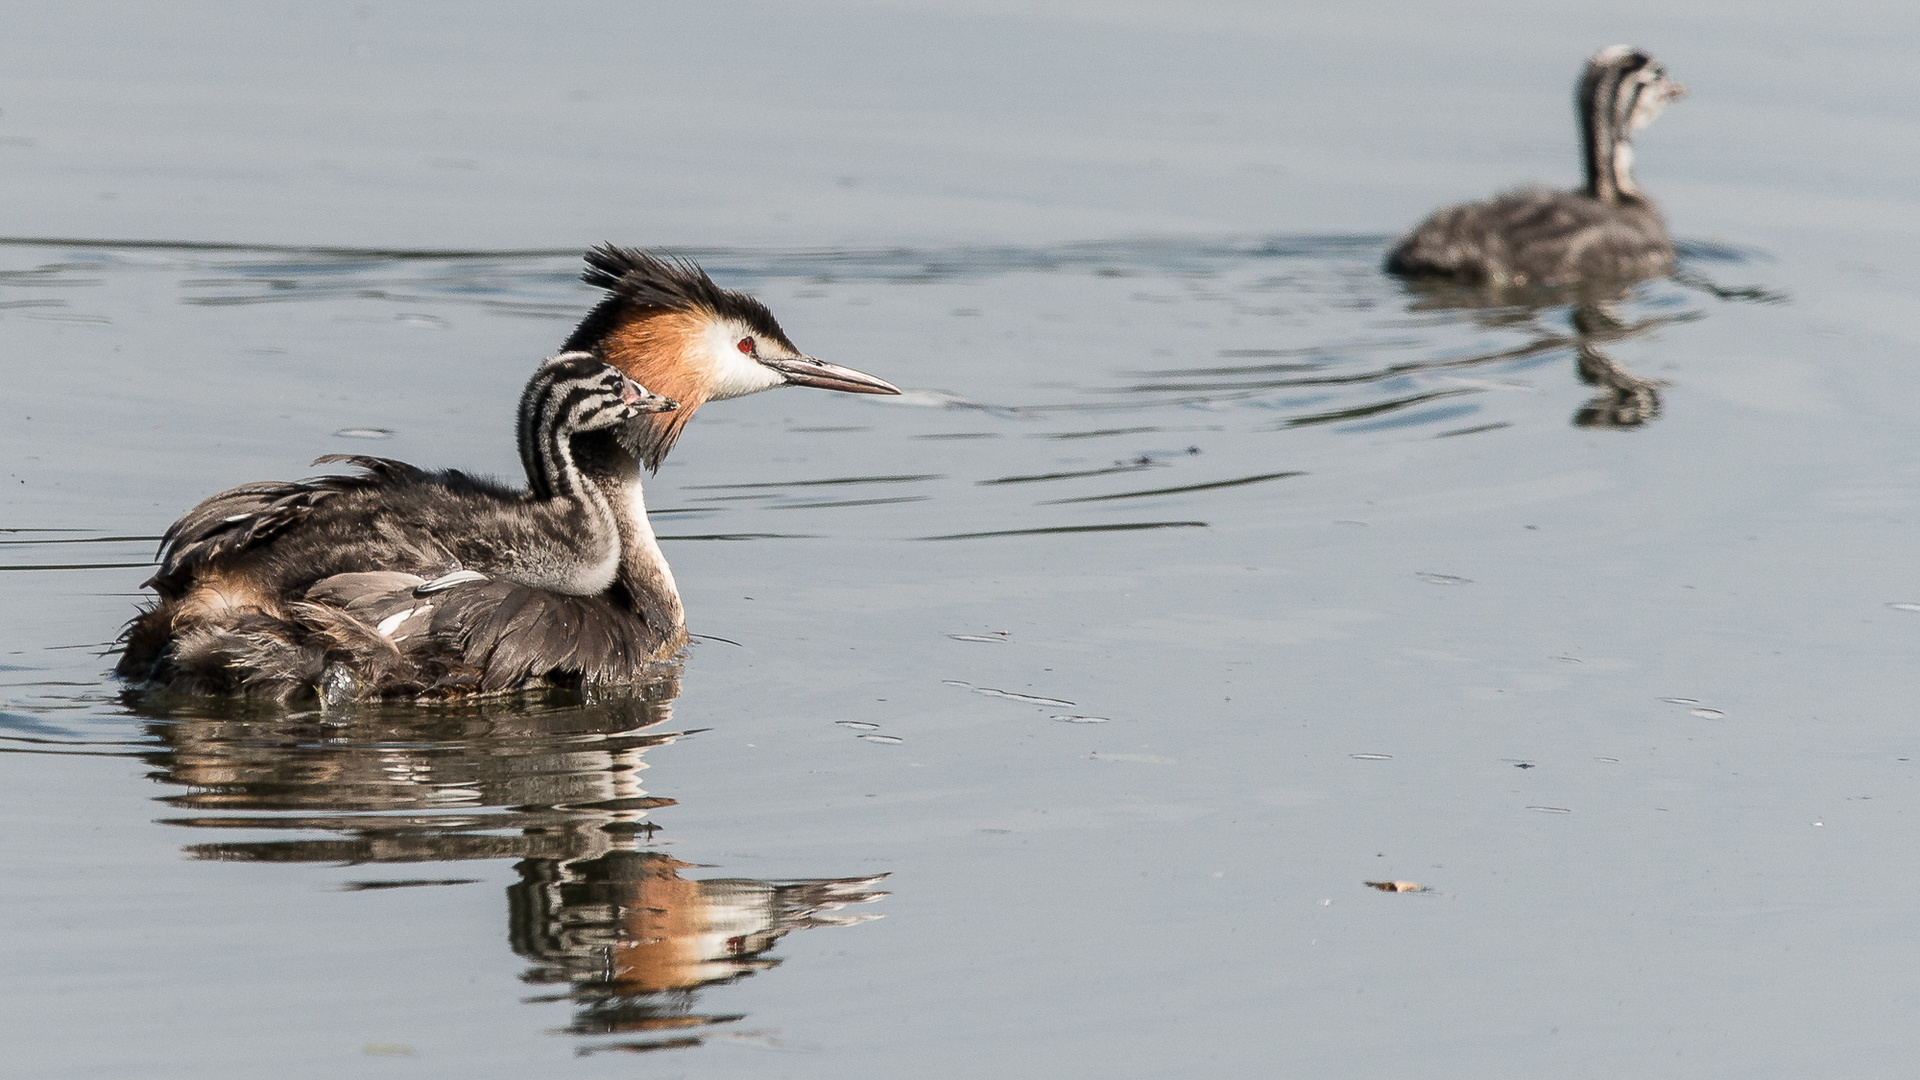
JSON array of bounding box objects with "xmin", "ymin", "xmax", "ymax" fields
[{"xmin": 602, "ymin": 309, "xmax": 715, "ymax": 471}]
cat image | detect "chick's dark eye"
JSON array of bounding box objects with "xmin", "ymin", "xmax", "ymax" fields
[{"xmin": 737, "ymin": 337, "xmax": 755, "ymax": 355}]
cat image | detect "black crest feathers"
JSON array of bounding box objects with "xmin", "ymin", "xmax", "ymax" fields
[{"xmin": 563, "ymin": 244, "xmax": 793, "ymax": 354}]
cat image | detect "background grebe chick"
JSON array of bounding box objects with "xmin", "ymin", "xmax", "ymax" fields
[
  {"xmin": 1385, "ymin": 46, "xmax": 1687, "ymax": 288},
  {"xmin": 119, "ymin": 247, "xmax": 903, "ymax": 701}
]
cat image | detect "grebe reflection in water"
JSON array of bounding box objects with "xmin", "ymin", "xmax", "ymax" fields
[{"xmin": 136, "ymin": 688, "xmax": 887, "ymax": 1051}]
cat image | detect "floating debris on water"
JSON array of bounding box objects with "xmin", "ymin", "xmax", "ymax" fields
[
  {"xmin": 859, "ymin": 734, "xmax": 904, "ymax": 744},
  {"xmin": 1415, "ymin": 572, "xmax": 1473, "ymax": 585},
  {"xmin": 1526, "ymin": 805, "xmax": 1572, "ymax": 813},
  {"xmin": 1886, "ymin": 603, "xmax": 1920, "ymax": 612},
  {"xmin": 1689, "ymin": 708, "xmax": 1726, "ymax": 719},
  {"xmin": 946, "ymin": 633, "xmax": 1008, "ymax": 643},
  {"xmin": 835, "ymin": 721, "xmax": 880, "ymax": 731},
  {"xmin": 1349, "ymin": 753, "xmax": 1392, "ymax": 760},
  {"xmin": 333, "ymin": 427, "xmax": 394, "ymax": 439},
  {"xmin": 1052, "ymin": 714, "xmax": 1109, "ymax": 724},
  {"xmin": 1659, "ymin": 696, "xmax": 1701, "ymax": 705},
  {"xmin": 1364, "ymin": 880, "xmax": 1428, "ymax": 893}
]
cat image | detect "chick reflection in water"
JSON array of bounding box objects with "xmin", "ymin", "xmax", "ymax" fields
[
  {"xmin": 1568, "ymin": 302, "xmax": 1666, "ymax": 430},
  {"xmin": 1396, "ymin": 278, "xmax": 1673, "ymax": 430},
  {"xmin": 1574, "ymin": 341, "xmax": 1662, "ymax": 428},
  {"xmin": 136, "ymin": 687, "xmax": 886, "ymax": 1050}
]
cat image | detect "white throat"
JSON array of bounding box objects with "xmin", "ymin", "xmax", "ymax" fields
[{"xmin": 1612, "ymin": 141, "xmax": 1639, "ymax": 198}]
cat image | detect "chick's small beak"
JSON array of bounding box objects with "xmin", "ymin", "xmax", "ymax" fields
[
  {"xmin": 760, "ymin": 354, "xmax": 902, "ymax": 395},
  {"xmin": 1665, "ymin": 80, "xmax": 1688, "ymax": 102},
  {"xmin": 621, "ymin": 377, "xmax": 678, "ymax": 413}
]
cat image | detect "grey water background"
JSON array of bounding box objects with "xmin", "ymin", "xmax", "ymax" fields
[{"xmin": 4, "ymin": 2, "xmax": 1920, "ymax": 1077}]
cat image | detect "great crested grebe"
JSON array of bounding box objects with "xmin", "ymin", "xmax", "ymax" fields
[
  {"xmin": 1386, "ymin": 46, "xmax": 1687, "ymax": 288},
  {"xmin": 118, "ymin": 247, "xmax": 902, "ymax": 701}
]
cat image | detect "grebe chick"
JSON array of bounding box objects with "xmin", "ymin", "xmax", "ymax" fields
[
  {"xmin": 119, "ymin": 354, "xmax": 677, "ymax": 698},
  {"xmin": 1386, "ymin": 46, "xmax": 1687, "ymax": 288},
  {"xmin": 119, "ymin": 247, "xmax": 903, "ymax": 701}
]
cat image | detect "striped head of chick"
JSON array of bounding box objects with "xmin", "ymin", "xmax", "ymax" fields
[{"xmin": 522, "ymin": 350, "xmax": 678, "ymax": 435}]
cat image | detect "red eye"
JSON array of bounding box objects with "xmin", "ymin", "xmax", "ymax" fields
[{"xmin": 737, "ymin": 337, "xmax": 755, "ymax": 355}]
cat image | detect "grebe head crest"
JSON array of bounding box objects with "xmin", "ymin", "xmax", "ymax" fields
[{"xmin": 563, "ymin": 245, "xmax": 900, "ymax": 471}]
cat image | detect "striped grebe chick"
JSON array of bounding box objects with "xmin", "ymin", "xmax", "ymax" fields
[
  {"xmin": 118, "ymin": 247, "xmax": 902, "ymax": 701},
  {"xmin": 1386, "ymin": 46, "xmax": 1687, "ymax": 288}
]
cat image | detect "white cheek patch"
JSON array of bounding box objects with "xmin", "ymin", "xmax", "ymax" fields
[
  {"xmin": 701, "ymin": 319, "xmax": 789, "ymax": 401},
  {"xmin": 1629, "ymin": 86, "xmax": 1668, "ymax": 132}
]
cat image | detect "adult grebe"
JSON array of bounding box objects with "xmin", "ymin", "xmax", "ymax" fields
[
  {"xmin": 1385, "ymin": 46, "xmax": 1687, "ymax": 288},
  {"xmin": 118, "ymin": 249, "xmax": 902, "ymax": 701}
]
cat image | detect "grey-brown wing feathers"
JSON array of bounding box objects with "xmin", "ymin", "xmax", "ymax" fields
[
  {"xmin": 426, "ymin": 581, "xmax": 677, "ymax": 694},
  {"xmin": 148, "ymin": 456, "xmax": 430, "ymax": 592}
]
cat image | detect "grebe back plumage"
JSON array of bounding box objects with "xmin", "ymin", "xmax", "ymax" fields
[{"xmin": 1385, "ymin": 46, "xmax": 1687, "ymax": 288}]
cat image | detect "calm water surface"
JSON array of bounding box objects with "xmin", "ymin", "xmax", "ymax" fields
[
  {"xmin": 6, "ymin": 235, "xmax": 1920, "ymax": 1078},
  {"xmin": 5, "ymin": 3, "xmax": 1920, "ymax": 1078}
]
